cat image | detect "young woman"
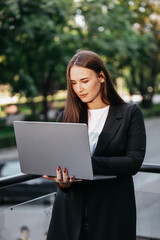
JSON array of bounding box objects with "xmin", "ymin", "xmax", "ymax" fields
[{"xmin": 43, "ymin": 50, "xmax": 146, "ymax": 240}]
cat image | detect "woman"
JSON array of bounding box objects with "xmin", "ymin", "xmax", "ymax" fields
[{"xmin": 43, "ymin": 50, "xmax": 146, "ymax": 240}]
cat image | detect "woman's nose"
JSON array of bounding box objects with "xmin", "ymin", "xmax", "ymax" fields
[{"xmin": 77, "ymin": 83, "xmax": 83, "ymax": 92}]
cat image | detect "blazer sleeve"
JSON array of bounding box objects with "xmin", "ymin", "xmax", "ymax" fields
[{"xmin": 92, "ymin": 105, "xmax": 146, "ymax": 176}]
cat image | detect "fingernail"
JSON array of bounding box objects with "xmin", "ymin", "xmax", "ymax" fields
[
  {"xmin": 70, "ymin": 176, "xmax": 74, "ymax": 180},
  {"xmin": 57, "ymin": 166, "xmax": 60, "ymax": 171},
  {"xmin": 63, "ymin": 168, "xmax": 67, "ymax": 173}
]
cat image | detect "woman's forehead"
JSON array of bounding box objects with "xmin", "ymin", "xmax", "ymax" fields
[{"xmin": 70, "ymin": 66, "xmax": 95, "ymax": 80}]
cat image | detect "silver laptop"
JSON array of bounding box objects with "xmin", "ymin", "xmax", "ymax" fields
[{"xmin": 13, "ymin": 121, "xmax": 116, "ymax": 180}]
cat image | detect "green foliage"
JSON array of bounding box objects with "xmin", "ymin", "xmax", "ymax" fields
[
  {"xmin": 141, "ymin": 103, "xmax": 160, "ymax": 118},
  {"xmin": 0, "ymin": 0, "xmax": 79, "ymax": 93},
  {"xmin": 0, "ymin": 125, "xmax": 16, "ymax": 149},
  {"xmin": 0, "ymin": 0, "xmax": 160, "ymax": 112}
]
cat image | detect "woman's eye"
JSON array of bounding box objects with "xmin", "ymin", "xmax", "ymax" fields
[
  {"xmin": 71, "ymin": 81, "xmax": 76, "ymax": 85},
  {"xmin": 82, "ymin": 80, "xmax": 89, "ymax": 83}
]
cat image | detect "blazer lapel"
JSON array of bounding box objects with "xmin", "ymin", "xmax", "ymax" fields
[{"xmin": 93, "ymin": 104, "xmax": 123, "ymax": 155}]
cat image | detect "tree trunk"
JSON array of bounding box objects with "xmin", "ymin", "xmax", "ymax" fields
[
  {"xmin": 30, "ymin": 100, "xmax": 37, "ymax": 120},
  {"xmin": 141, "ymin": 94, "xmax": 153, "ymax": 108},
  {"xmin": 43, "ymin": 90, "xmax": 48, "ymax": 121}
]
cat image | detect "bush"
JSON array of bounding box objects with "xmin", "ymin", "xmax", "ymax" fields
[
  {"xmin": 0, "ymin": 135, "xmax": 16, "ymax": 149},
  {"xmin": 0, "ymin": 125, "xmax": 16, "ymax": 149},
  {"xmin": 141, "ymin": 103, "xmax": 160, "ymax": 118}
]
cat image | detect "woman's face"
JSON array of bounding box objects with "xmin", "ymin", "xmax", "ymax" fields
[{"xmin": 70, "ymin": 66, "xmax": 105, "ymax": 109}]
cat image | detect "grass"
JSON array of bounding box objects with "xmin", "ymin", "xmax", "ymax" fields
[{"xmin": 141, "ymin": 103, "xmax": 160, "ymax": 118}]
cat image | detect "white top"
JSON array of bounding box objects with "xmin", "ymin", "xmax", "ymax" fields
[{"xmin": 88, "ymin": 105, "xmax": 110, "ymax": 156}]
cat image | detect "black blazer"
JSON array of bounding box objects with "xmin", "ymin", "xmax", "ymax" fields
[{"xmin": 47, "ymin": 103, "xmax": 146, "ymax": 240}]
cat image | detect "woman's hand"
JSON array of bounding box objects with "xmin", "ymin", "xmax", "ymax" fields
[{"xmin": 43, "ymin": 166, "xmax": 83, "ymax": 188}]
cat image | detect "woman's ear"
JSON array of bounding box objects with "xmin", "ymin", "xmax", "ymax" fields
[{"xmin": 99, "ymin": 71, "xmax": 105, "ymax": 83}]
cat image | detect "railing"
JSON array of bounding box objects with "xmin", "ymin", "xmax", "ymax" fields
[
  {"xmin": 0, "ymin": 163, "xmax": 160, "ymax": 240},
  {"xmin": 0, "ymin": 163, "xmax": 159, "ymax": 189},
  {"xmin": 0, "ymin": 173, "xmax": 40, "ymax": 189},
  {"xmin": 0, "ymin": 191, "xmax": 56, "ymax": 240}
]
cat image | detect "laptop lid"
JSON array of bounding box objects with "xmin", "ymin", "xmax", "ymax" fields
[
  {"xmin": 14, "ymin": 121, "xmax": 116, "ymax": 180},
  {"xmin": 14, "ymin": 121, "xmax": 95, "ymax": 180}
]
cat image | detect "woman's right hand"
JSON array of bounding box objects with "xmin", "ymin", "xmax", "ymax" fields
[{"xmin": 42, "ymin": 166, "xmax": 83, "ymax": 188}]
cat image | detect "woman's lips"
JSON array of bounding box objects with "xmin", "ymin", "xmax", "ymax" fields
[{"xmin": 79, "ymin": 94, "xmax": 88, "ymax": 98}]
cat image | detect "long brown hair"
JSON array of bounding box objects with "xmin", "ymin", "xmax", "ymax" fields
[{"xmin": 63, "ymin": 50, "xmax": 124, "ymax": 123}]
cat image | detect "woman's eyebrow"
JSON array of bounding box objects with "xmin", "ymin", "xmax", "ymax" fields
[
  {"xmin": 71, "ymin": 77, "xmax": 89, "ymax": 81},
  {"xmin": 80, "ymin": 77, "xmax": 89, "ymax": 80}
]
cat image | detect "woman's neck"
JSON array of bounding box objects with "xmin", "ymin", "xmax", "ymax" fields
[{"xmin": 87, "ymin": 101, "xmax": 108, "ymax": 110}]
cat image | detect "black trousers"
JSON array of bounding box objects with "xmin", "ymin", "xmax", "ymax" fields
[{"xmin": 79, "ymin": 206, "xmax": 89, "ymax": 240}]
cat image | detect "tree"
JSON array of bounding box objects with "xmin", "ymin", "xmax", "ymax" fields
[
  {"xmin": 1, "ymin": 0, "xmax": 159, "ymax": 113},
  {"xmin": 0, "ymin": 0, "xmax": 80, "ymax": 119},
  {"xmin": 122, "ymin": 0, "xmax": 160, "ymax": 107},
  {"xmin": 74, "ymin": 0, "xmax": 160, "ymax": 107}
]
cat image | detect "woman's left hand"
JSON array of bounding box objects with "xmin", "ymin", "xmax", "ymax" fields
[{"xmin": 43, "ymin": 166, "xmax": 83, "ymax": 188}]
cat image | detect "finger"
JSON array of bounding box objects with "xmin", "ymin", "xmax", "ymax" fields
[
  {"xmin": 56, "ymin": 166, "xmax": 63, "ymax": 181},
  {"xmin": 63, "ymin": 168, "xmax": 69, "ymax": 183},
  {"xmin": 69, "ymin": 176, "xmax": 74, "ymax": 182},
  {"xmin": 74, "ymin": 179, "xmax": 83, "ymax": 182},
  {"xmin": 42, "ymin": 175, "xmax": 57, "ymax": 182},
  {"xmin": 42, "ymin": 175, "xmax": 48, "ymax": 178},
  {"xmin": 69, "ymin": 176, "xmax": 83, "ymax": 183},
  {"xmin": 71, "ymin": 178, "xmax": 83, "ymax": 182}
]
